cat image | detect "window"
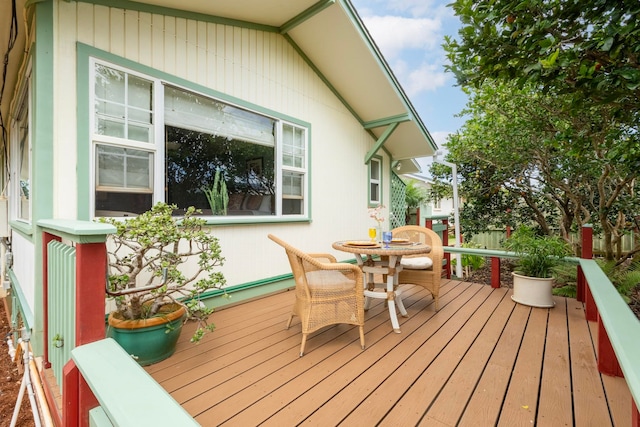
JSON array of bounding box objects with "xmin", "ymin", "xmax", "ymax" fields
[
  {"xmin": 91, "ymin": 62, "xmax": 308, "ymax": 219},
  {"xmin": 12, "ymin": 83, "xmax": 31, "ymax": 222},
  {"xmin": 369, "ymin": 157, "xmax": 381, "ymax": 205},
  {"xmin": 433, "ymin": 196, "xmax": 442, "ymax": 211}
]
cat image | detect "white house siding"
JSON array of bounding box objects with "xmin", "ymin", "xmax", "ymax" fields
[
  {"xmin": 11, "ymin": 231, "xmax": 36, "ymax": 316},
  {"xmin": 53, "ymin": 2, "xmax": 389, "ymax": 287}
]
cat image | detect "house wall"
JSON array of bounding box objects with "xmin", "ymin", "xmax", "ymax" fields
[{"xmin": 48, "ymin": 2, "xmax": 389, "ymax": 289}]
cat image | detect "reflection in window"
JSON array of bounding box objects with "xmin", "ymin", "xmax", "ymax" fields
[
  {"xmin": 165, "ymin": 126, "xmax": 275, "ymax": 216},
  {"xmin": 16, "ymin": 91, "xmax": 30, "ymax": 221}
]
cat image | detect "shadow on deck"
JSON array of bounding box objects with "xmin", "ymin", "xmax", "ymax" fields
[{"xmin": 146, "ymin": 279, "xmax": 631, "ymax": 426}]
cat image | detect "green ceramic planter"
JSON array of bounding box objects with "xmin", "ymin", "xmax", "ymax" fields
[{"xmin": 106, "ymin": 304, "xmax": 187, "ymax": 366}]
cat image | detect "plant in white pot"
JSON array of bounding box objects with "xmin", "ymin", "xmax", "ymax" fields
[
  {"xmin": 100, "ymin": 202, "xmax": 226, "ymax": 365},
  {"xmin": 503, "ymin": 226, "xmax": 571, "ymax": 308}
]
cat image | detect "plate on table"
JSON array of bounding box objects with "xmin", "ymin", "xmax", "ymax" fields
[
  {"xmin": 390, "ymin": 238, "xmax": 411, "ymax": 245},
  {"xmin": 345, "ymin": 241, "xmax": 381, "ymax": 248}
]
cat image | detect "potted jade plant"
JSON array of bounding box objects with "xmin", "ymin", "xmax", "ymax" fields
[
  {"xmin": 503, "ymin": 226, "xmax": 572, "ymax": 308},
  {"xmin": 100, "ymin": 202, "xmax": 226, "ymax": 365}
]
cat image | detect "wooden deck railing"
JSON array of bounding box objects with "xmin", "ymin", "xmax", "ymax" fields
[{"xmin": 34, "ymin": 219, "xmax": 639, "ymax": 426}]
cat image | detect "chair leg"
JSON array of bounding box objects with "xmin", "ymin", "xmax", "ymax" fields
[
  {"xmin": 286, "ymin": 313, "xmax": 294, "ymax": 329},
  {"xmin": 299, "ymin": 334, "xmax": 307, "ymax": 357},
  {"xmin": 434, "ymin": 295, "xmax": 439, "ymax": 312},
  {"xmin": 359, "ymin": 326, "xmax": 365, "ymax": 350}
]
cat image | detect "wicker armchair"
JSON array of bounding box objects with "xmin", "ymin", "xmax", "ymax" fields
[
  {"xmin": 391, "ymin": 225, "xmax": 444, "ymax": 311},
  {"xmin": 268, "ymin": 234, "xmax": 365, "ymax": 357}
]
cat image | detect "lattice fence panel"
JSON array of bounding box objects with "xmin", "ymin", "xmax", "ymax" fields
[{"xmin": 391, "ymin": 172, "xmax": 406, "ymax": 229}]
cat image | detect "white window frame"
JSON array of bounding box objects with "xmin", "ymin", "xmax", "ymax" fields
[
  {"xmin": 368, "ymin": 156, "xmax": 382, "ymax": 205},
  {"xmin": 11, "ymin": 74, "xmax": 32, "ymax": 223},
  {"xmin": 90, "ymin": 59, "xmax": 310, "ymax": 220}
]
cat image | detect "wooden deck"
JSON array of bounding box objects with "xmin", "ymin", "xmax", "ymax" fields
[{"xmin": 146, "ymin": 279, "xmax": 632, "ymax": 426}]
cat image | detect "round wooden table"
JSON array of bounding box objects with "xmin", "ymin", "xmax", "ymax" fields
[{"xmin": 332, "ymin": 241, "xmax": 431, "ymax": 333}]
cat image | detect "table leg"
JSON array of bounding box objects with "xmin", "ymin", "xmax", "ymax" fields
[{"xmin": 386, "ymin": 256, "xmax": 402, "ymax": 333}]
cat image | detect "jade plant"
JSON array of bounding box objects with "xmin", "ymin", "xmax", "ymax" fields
[{"xmin": 100, "ymin": 202, "xmax": 226, "ymax": 342}]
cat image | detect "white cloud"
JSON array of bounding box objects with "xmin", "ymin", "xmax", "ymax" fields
[
  {"xmin": 363, "ymin": 15, "xmax": 441, "ymax": 59},
  {"xmin": 405, "ymin": 62, "xmax": 449, "ymax": 95},
  {"xmin": 430, "ymin": 130, "xmax": 452, "ymax": 147}
]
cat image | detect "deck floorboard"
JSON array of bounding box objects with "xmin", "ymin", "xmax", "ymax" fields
[{"xmin": 147, "ymin": 279, "xmax": 631, "ymax": 426}]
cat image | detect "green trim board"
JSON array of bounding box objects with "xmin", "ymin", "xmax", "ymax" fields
[
  {"xmin": 363, "ymin": 114, "xmax": 411, "ymax": 130},
  {"xmin": 364, "ymin": 122, "xmax": 398, "ymax": 164},
  {"xmin": 280, "ymin": 0, "xmax": 336, "ymax": 34},
  {"xmin": 76, "ymin": 0, "xmax": 278, "ymax": 33},
  {"xmin": 7, "ymin": 269, "xmax": 35, "ymax": 332},
  {"xmin": 37, "ymin": 219, "xmax": 116, "ymax": 243}
]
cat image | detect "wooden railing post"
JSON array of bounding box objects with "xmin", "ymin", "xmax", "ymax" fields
[
  {"xmin": 582, "ymin": 226, "xmax": 597, "ymax": 321},
  {"xmin": 75, "ymin": 242, "xmax": 108, "ymax": 346},
  {"xmin": 597, "ymin": 320, "xmax": 623, "ymax": 377},
  {"xmin": 442, "ymin": 218, "xmax": 451, "ymax": 279},
  {"xmin": 491, "ymin": 257, "xmax": 501, "ymax": 288},
  {"xmin": 578, "ymin": 224, "xmax": 592, "ymax": 304}
]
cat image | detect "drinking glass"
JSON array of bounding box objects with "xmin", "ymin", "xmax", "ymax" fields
[
  {"xmin": 382, "ymin": 231, "xmax": 393, "ymax": 248},
  {"xmin": 368, "ymin": 228, "xmax": 377, "ymax": 242}
]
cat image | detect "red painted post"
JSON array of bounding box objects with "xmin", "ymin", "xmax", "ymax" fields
[
  {"xmin": 75, "ymin": 242, "xmax": 108, "ymax": 345},
  {"xmin": 506, "ymin": 225, "xmax": 511, "ymax": 238},
  {"xmin": 425, "ymin": 218, "xmax": 433, "ymax": 229},
  {"xmin": 442, "ymin": 218, "xmax": 451, "ymax": 279},
  {"xmin": 577, "ymin": 225, "xmax": 593, "ymax": 303},
  {"xmin": 63, "ymin": 360, "xmax": 79, "ymax": 427},
  {"xmin": 491, "ymin": 257, "xmax": 501, "ymax": 288},
  {"xmin": 62, "ymin": 359, "xmax": 99, "ymax": 427},
  {"xmin": 597, "ymin": 319, "xmax": 623, "ymax": 377},
  {"xmin": 42, "ymin": 232, "xmax": 62, "ymax": 369}
]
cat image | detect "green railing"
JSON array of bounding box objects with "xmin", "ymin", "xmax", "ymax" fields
[{"xmin": 71, "ymin": 338, "xmax": 198, "ymax": 426}]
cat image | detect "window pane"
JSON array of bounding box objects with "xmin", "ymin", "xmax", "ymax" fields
[
  {"xmin": 128, "ymin": 74, "xmax": 152, "ymax": 110},
  {"xmin": 370, "ymin": 182, "xmax": 380, "ymax": 202},
  {"xmin": 95, "ymin": 64, "xmax": 125, "ymax": 102},
  {"xmin": 95, "ymin": 191, "xmax": 152, "ymax": 217},
  {"xmin": 282, "ymin": 124, "xmax": 305, "ymax": 168},
  {"xmin": 165, "ymin": 126, "xmax": 275, "ymax": 216},
  {"xmin": 94, "ymin": 63, "xmax": 153, "ymax": 143},
  {"xmin": 370, "ymin": 159, "xmax": 380, "ymax": 180},
  {"xmin": 283, "ymin": 171, "xmax": 303, "ymax": 197},
  {"xmin": 97, "ymin": 118, "xmax": 125, "ymax": 139},
  {"xmin": 165, "ymin": 86, "xmax": 275, "ymax": 146},
  {"xmin": 97, "ymin": 145, "xmax": 152, "ymax": 190}
]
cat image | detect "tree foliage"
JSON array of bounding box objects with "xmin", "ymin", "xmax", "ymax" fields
[
  {"xmin": 439, "ymin": 0, "xmax": 640, "ymax": 261},
  {"xmin": 436, "ymin": 81, "xmax": 640, "ymax": 260},
  {"xmin": 445, "ymin": 0, "xmax": 640, "ymax": 115}
]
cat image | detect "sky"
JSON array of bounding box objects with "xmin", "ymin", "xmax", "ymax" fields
[{"xmin": 350, "ymin": 0, "xmax": 468, "ymax": 165}]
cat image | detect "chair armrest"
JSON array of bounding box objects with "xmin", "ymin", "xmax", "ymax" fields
[{"xmin": 308, "ymin": 253, "xmax": 338, "ymax": 263}]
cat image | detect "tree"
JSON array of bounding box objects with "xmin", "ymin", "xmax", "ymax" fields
[
  {"xmin": 435, "ymin": 80, "xmax": 640, "ymax": 261},
  {"xmin": 445, "ymin": 0, "xmax": 640, "ymax": 116}
]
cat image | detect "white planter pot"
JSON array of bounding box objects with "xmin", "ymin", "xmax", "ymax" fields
[{"xmin": 511, "ymin": 272, "xmax": 555, "ymax": 308}]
